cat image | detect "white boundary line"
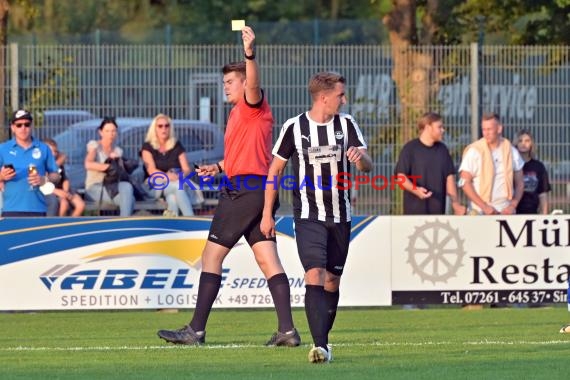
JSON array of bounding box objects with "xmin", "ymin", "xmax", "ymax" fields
[{"xmin": 2, "ymin": 340, "xmax": 570, "ymax": 352}]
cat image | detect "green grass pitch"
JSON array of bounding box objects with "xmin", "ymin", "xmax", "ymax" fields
[{"xmin": 1, "ymin": 307, "xmax": 570, "ymax": 379}]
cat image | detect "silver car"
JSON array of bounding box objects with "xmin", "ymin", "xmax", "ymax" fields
[
  {"xmin": 53, "ymin": 117, "xmax": 225, "ymax": 191},
  {"xmin": 35, "ymin": 109, "xmax": 97, "ymax": 140}
]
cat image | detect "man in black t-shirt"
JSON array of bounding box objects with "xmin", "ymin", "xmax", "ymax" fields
[
  {"xmin": 394, "ymin": 112, "xmax": 466, "ymax": 215},
  {"xmin": 514, "ymin": 129, "xmax": 551, "ymax": 214}
]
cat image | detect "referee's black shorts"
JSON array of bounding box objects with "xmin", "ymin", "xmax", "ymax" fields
[
  {"xmin": 293, "ymin": 218, "xmax": 351, "ymax": 276},
  {"xmin": 207, "ymin": 175, "xmax": 278, "ymax": 249}
]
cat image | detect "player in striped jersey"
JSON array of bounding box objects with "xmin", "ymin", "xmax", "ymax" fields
[{"xmin": 261, "ymin": 72, "xmax": 372, "ymax": 363}]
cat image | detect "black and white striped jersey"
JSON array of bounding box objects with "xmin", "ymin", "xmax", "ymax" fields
[{"xmin": 273, "ymin": 112, "xmax": 367, "ymax": 222}]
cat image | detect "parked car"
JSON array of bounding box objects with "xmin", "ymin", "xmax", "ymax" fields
[
  {"xmin": 53, "ymin": 117, "xmax": 225, "ymax": 191},
  {"xmin": 34, "ymin": 109, "xmax": 97, "ymax": 140}
]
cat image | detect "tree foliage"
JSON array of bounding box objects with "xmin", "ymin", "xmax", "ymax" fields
[
  {"xmin": 3, "ymin": 0, "xmax": 569, "ymax": 45},
  {"xmin": 442, "ymin": 0, "xmax": 570, "ymax": 45},
  {"xmin": 5, "ymin": 0, "xmax": 384, "ymax": 43},
  {"xmin": 0, "ymin": 0, "xmax": 568, "ymax": 45}
]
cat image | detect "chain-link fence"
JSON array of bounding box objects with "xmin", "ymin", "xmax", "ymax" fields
[{"xmin": 2, "ymin": 43, "xmax": 569, "ymax": 215}]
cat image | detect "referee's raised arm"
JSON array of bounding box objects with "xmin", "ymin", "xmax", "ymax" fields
[{"xmin": 242, "ymin": 26, "xmax": 261, "ymax": 105}]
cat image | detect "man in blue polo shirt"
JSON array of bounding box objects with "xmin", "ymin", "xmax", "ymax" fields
[{"xmin": 0, "ymin": 109, "xmax": 59, "ymax": 216}]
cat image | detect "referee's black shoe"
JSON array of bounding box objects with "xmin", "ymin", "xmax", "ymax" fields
[
  {"xmin": 265, "ymin": 328, "xmax": 301, "ymax": 347},
  {"xmin": 157, "ymin": 325, "xmax": 205, "ymax": 345}
]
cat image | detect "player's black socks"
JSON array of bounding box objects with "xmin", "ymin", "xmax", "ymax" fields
[
  {"xmin": 304, "ymin": 285, "xmax": 328, "ymax": 349},
  {"xmin": 190, "ymin": 272, "xmax": 222, "ymax": 332},
  {"xmin": 268, "ymin": 273, "xmax": 295, "ymax": 332},
  {"xmin": 324, "ymin": 289, "xmax": 339, "ymax": 333}
]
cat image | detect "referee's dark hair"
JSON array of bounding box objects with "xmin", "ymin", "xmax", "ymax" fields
[
  {"xmin": 308, "ymin": 72, "xmax": 346, "ymax": 100},
  {"xmin": 222, "ymin": 62, "xmax": 246, "ymax": 77}
]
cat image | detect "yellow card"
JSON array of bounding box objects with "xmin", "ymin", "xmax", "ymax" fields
[{"xmin": 231, "ymin": 20, "xmax": 245, "ymax": 31}]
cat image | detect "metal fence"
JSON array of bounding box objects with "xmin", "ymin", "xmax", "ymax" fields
[{"xmin": 2, "ymin": 43, "xmax": 569, "ymax": 215}]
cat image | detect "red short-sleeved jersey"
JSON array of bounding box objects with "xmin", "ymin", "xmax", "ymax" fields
[{"xmin": 223, "ymin": 95, "xmax": 274, "ymax": 178}]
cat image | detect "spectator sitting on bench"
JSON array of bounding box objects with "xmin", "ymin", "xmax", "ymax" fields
[
  {"xmin": 44, "ymin": 138, "xmax": 85, "ymax": 217},
  {"xmin": 140, "ymin": 113, "xmax": 195, "ymax": 216},
  {"xmin": 84, "ymin": 117, "xmax": 135, "ymax": 217}
]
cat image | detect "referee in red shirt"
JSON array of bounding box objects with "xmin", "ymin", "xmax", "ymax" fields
[{"xmin": 157, "ymin": 26, "xmax": 300, "ymax": 348}]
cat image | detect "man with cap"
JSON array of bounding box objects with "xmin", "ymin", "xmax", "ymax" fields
[{"xmin": 0, "ymin": 109, "xmax": 60, "ymax": 216}]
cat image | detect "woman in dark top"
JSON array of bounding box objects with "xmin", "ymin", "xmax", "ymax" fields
[
  {"xmin": 140, "ymin": 114, "xmax": 194, "ymax": 216},
  {"xmin": 515, "ymin": 129, "xmax": 551, "ymax": 214}
]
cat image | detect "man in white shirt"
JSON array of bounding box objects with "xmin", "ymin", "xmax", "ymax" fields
[{"xmin": 459, "ymin": 113, "xmax": 524, "ymax": 215}]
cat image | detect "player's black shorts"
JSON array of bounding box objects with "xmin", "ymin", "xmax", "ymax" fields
[
  {"xmin": 293, "ymin": 218, "xmax": 351, "ymax": 276},
  {"xmin": 208, "ymin": 175, "xmax": 278, "ymax": 249}
]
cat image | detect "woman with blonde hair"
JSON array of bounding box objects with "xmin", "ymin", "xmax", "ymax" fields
[{"xmin": 140, "ymin": 114, "xmax": 194, "ymax": 216}]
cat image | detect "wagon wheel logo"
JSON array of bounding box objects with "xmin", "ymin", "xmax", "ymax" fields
[{"xmin": 406, "ymin": 220, "xmax": 466, "ymax": 284}]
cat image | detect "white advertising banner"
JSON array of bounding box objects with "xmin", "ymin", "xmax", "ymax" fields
[
  {"xmin": 391, "ymin": 215, "xmax": 569, "ymax": 305},
  {"xmin": 2, "ymin": 215, "xmax": 566, "ymax": 310},
  {"xmin": 340, "ymin": 216, "xmax": 391, "ymax": 306},
  {"xmin": 0, "ymin": 216, "xmax": 390, "ymax": 310}
]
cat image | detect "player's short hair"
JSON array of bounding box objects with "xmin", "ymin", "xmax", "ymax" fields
[
  {"xmin": 222, "ymin": 62, "xmax": 246, "ymax": 78},
  {"xmin": 417, "ymin": 112, "xmax": 442, "ymax": 132},
  {"xmin": 308, "ymin": 72, "xmax": 345, "ymax": 100}
]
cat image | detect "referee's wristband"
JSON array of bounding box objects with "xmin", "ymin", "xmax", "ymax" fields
[{"xmin": 216, "ymin": 162, "xmax": 223, "ymax": 173}]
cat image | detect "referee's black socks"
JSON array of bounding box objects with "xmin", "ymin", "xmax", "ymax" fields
[
  {"xmin": 268, "ymin": 273, "xmax": 295, "ymax": 333},
  {"xmin": 190, "ymin": 272, "xmax": 222, "ymax": 333}
]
